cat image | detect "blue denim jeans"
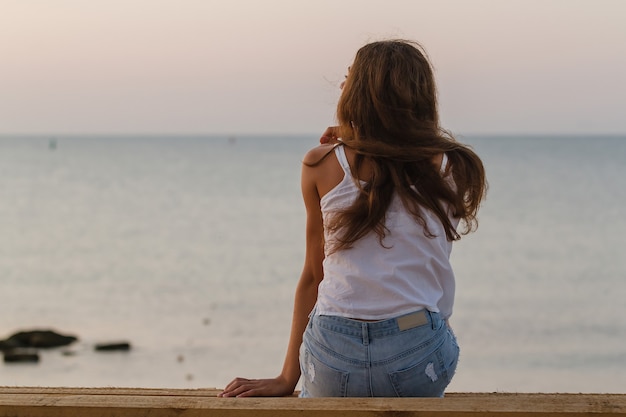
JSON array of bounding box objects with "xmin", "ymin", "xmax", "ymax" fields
[{"xmin": 299, "ymin": 309, "xmax": 459, "ymax": 397}]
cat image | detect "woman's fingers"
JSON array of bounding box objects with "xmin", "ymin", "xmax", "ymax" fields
[
  {"xmin": 218, "ymin": 377, "xmax": 292, "ymax": 397},
  {"xmin": 320, "ymin": 126, "xmax": 340, "ymax": 144},
  {"xmin": 219, "ymin": 377, "xmax": 250, "ymax": 397}
]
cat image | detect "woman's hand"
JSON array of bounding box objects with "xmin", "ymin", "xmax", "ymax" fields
[
  {"xmin": 320, "ymin": 126, "xmax": 341, "ymax": 144},
  {"xmin": 218, "ymin": 375, "xmax": 295, "ymax": 397}
]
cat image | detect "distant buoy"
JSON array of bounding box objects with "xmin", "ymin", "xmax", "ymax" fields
[{"xmin": 49, "ymin": 138, "xmax": 57, "ymax": 150}]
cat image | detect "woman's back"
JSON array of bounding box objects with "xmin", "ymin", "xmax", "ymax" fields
[{"xmin": 310, "ymin": 144, "xmax": 458, "ymax": 320}]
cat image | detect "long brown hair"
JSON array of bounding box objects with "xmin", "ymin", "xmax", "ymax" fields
[{"xmin": 324, "ymin": 40, "xmax": 487, "ymax": 252}]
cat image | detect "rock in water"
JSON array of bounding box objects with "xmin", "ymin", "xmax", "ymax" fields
[
  {"xmin": 94, "ymin": 342, "xmax": 131, "ymax": 351},
  {"xmin": 0, "ymin": 330, "xmax": 78, "ymax": 349},
  {"xmin": 3, "ymin": 349, "xmax": 40, "ymax": 363}
]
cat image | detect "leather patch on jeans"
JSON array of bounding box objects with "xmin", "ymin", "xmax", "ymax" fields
[{"xmin": 397, "ymin": 311, "xmax": 428, "ymax": 331}]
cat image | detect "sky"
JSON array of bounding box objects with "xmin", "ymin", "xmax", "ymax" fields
[{"xmin": 1, "ymin": 0, "xmax": 625, "ymax": 136}]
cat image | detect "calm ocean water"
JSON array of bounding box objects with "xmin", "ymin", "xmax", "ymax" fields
[{"xmin": 0, "ymin": 134, "xmax": 624, "ymax": 393}]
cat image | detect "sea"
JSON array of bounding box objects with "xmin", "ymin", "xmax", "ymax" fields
[{"xmin": 0, "ymin": 134, "xmax": 624, "ymax": 393}]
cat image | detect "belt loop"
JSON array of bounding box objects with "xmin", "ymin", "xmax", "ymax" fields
[
  {"xmin": 428, "ymin": 310, "xmax": 436, "ymax": 330},
  {"xmin": 362, "ymin": 322, "xmax": 369, "ymax": 346}
]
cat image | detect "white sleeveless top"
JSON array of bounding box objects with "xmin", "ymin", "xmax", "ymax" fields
[{"xmin": 316, "ymin": 145, "xmax": 459, "ymax": 320}]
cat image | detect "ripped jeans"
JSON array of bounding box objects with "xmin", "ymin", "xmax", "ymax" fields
[{"xmin": 299, "ymin": 309, "xmax": 459, "ymax": 397}]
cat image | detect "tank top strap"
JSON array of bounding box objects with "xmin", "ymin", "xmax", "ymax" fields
[
  {"xmin": 440, "ymin": 153, "xmax": 448, "ymax": 174},
  {"xmin": 334, "ymin": 144, "xmax": 351, "ymax": 175}
]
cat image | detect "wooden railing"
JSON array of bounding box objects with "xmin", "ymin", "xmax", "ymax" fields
[{"xmin": 0, "ymin": 387, "xmax": 625, "ymax": 416}]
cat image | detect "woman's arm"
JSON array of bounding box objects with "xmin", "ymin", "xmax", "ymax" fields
[{"xmin": 218, "ymin": 154, "xmax": 325, "ymax": 397}]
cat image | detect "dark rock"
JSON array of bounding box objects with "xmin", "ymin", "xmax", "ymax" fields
[
  {"xmin": 3, "ymin": 349, "xmax": 40, "ymax": 363},
  {"xmin": 0, "ymin": 330, "xmax": 78, "ymax": 350},
  {"xmin": 0, "ymin": 340, "xmax": 17, "ymax": 351},
  {"xmin": 94, "ymin": 342, "xmax": 131, "ymax": 352}
]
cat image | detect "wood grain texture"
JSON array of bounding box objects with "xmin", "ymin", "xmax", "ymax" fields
[{"xmin": 0, "ymin": 387, "xmax": 624, "ymax": 417}]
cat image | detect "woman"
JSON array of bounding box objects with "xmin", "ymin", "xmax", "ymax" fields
[{"xmin": 219, "ymin": 39, "xmax": 486, "ymax": 398}]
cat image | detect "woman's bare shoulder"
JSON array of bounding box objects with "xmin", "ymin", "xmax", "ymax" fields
[
  {"xmin": 302, "ymin": 143, "xmax": 338, "ymax": 166},
  {"xmin": 302, "ymin": 143, "xmax": 345, "ymax": 198}
]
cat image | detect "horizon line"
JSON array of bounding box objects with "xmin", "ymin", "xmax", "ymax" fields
[{"xmin": 1, "ymin": 131, "xmax": 626, "ymax": 138}]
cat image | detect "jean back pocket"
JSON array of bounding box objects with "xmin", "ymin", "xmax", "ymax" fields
[
  {"xmin": 300, "ymin": 345, "xmax": 349, "ymax": 397},
  {"xmin": 388, "ymin": 347, "xmax": 454, "ymax": 397}
]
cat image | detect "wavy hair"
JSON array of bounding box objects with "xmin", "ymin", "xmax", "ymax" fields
[{"xmin": 323, "ymin": 40, "xmax": 487, "ymax": 252}]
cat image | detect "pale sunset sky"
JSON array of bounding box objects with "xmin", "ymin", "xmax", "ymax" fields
[{"xmin": 1, "ymin": 0, "xmax": 625, "ymax": 135}]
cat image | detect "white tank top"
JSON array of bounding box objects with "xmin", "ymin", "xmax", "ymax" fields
[{"xmin": 316, "ymin": 145, "xmax": 459, "ymax": 320}]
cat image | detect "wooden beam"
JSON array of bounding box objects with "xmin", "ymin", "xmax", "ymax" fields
[{"xmin": 0, "ymin": 387, "xmax": 625, "ymax": 417}]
